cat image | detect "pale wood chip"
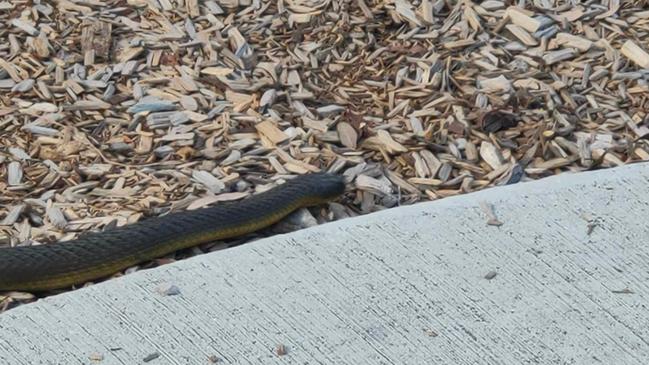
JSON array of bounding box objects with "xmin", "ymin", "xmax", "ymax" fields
[
  {"xmin": 255, "ymin": 121, "xmax": 289, "ymax": 145},
  {"xmin": 1, "ymin": 205, "xmax": 26, "ymax": 226},
  {"xmin": 505, "ymin": 25, "xmax": 538, "ymax": 46},
  {"xmin": 46, "ymin": 205, "xmax": 68, "ymax": 229},
  {"xmin": 370, "ymin": 130, "xmax": 408, "ymax": 154},
  {"xmin": 201, "ymin": 67, "xmax": 234, "ymax": 77},
  {"xmin": 555, "ymin": 33, "xmax": 593, "ymax": 52},
  {"xmin": 260, "ymin": 89, "xmax": 277, "ymax": 109},
  {"xmin": 192, "ymin": 171, "xmax": 225, "ymax": 194},
  {"xmin": 621, "ymin": 40, "xmax": 649, "ymax": 69},
  {"xmin": 356, "ymin": 174, "xmax": 393, "ymax": 196},
  {"xmin": 479, "ymin": 201, "xmax": 503, "ymax": 226},
  {"xmin": 187, "ymin": 192, "xmax": 249, "ymax": 210},
  {"xmin": 394, "ymin": 0, "xmax": 422, "ymax": 26},
  {"xmin": 479, "ymin": 142, "xmax": 505, "ymax": 170},
  {"xmin": 542, "ymin": 49, "xmax": 576, "ymax": 65},
  {"xmin": 316, "ymin": 105, "xmax": 345, "ymax": 117},
  {"xmin": 11, "ymin": 19, "xmax": 39, "ymax": 36},
  {"xmin": 506, "ymin": 6, "xmax": 542, "ymax": 32},
  {"xmin": 337, "ymin": 122, "xmax": 358, "ymax": 149},
  {"xmin": 479, "ymin": 75, "xmax": 512, "ymax": 93},
  {"xmin": 7, "ymin": 162, "xmax": 23, "ymax": 186}
]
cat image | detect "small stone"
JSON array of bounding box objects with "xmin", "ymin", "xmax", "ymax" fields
[
  {"xmin": 381, "ymin": 194, "xmax": 399, "ymax": 208},
  {"xmin": 276, "ymin": 344, "xmax": 287, "ymax": 356},
  {"xmin": 273, "ymin": 208, "xmax": 318, "ymax": 233},
  {"xmin": 142, "ymin": 352, "xmax": 160, "ymax": 362},
  {"xmin": 235, "ymin": 180, "xmax": 250, "ymax": 192},
  {"xmin": 424, "ymin": 329, "xmax": 438, "ymax": 337},
  {"xmin": 156, "ymin": 283, "xmax": 181, "ymax": 296},
  {"xmin": 88, "ymin": 352, "xmax": 104, "ymax": 362}
]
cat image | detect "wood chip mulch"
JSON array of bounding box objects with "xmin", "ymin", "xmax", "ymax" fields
[{"xmin": 2, "ymin": 0, "xmax": 649, "ymax": 310}]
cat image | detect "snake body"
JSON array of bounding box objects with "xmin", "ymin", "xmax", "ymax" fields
[{"xmin": 0, "ymin": 173, "xmax": 345, "ymax": 292}]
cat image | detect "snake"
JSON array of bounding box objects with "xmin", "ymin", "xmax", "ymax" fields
[{"xmin": 0, "ymin": 173, "xmax": 345, "ymax": 292}]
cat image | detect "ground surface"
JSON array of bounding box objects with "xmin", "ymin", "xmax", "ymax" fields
[
  {"xmin": 3, "ymin": 0, "xmax": 649, "ymax": 307},
  {"xmin": 1, "ymin": 162, "xmax": 648, "ymax": 365}
]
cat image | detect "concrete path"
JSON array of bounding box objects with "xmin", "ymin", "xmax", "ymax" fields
[{"xmin": 2, "ymin": 163, "xmax": 649, "ymax": 365}]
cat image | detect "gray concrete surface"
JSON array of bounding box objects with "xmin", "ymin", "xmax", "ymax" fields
[{"xmin": 2, "ymin": 163, "xmax": 649, "ymax": 365}]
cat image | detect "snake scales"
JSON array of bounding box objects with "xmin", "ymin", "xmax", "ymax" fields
[{"xmin": 0, "ymin": 173, "xmax": 345, "ymax": 292}]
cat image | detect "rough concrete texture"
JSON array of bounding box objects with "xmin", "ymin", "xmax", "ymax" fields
[{"xmin": 2, "ymin": 163, "xmax": 649, "ymax": 365}]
